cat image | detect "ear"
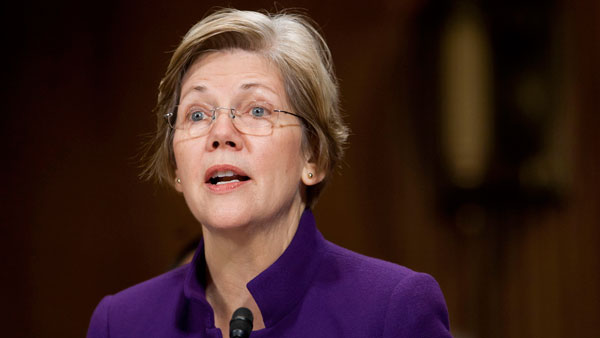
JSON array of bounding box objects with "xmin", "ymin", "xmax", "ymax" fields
[
  {"xmin": 174, "ymin": 169, "xmax": 183, "ymax": 193},
  {"xmin": 302, "ymin": 162, "xmax": 325, "ymax": 186}
]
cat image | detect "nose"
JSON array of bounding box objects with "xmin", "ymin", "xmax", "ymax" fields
[{"xmin": 206, "ymin": 108, "xmax": 243, "ymax": 151}]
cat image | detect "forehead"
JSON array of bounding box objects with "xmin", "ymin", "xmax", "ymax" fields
[{"xmin": 180, "ymin": 50, "xmax": 285, "ymax": 101}]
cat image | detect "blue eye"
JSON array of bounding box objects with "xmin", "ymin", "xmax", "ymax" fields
[
  {"xmin": 250, "ymin": 107, "xmax": 265, "ymax": 117},
  {"xmin": 190, "ymin": 110, "xmax": 206, "ymax": 121}
]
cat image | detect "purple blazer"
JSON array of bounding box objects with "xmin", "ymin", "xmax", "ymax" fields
[{"xmin": 87, "ymin": 210, "xmax": 452, "ymax": 337}]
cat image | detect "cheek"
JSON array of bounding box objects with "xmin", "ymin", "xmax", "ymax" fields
[
  {"xmin": 173, "ymin": 139, "xmax": 203, "ymax": 178},
  {"xmin": 262, "ymin": 132, "xmax": 305, "ymax": 175}
]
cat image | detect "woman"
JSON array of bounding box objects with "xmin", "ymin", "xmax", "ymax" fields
[{"xmin": 87, "ymin": 9, "xmax": 452, "ymax": 338}]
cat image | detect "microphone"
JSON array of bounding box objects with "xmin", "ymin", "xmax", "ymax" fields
[{"xmin": 229, "ymin": 307, "xmax": 253, "ymax": 338}]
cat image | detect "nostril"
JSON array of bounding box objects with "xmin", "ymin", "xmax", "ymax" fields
[{"xmin": 210, "ymin": 140, "xmax": 238, "ymax": 149}]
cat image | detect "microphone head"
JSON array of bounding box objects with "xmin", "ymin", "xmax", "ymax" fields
[{"xmin": 229, "ymin": 307, "xmax": 253, "ymax": 338}]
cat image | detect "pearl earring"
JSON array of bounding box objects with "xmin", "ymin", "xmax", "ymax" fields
[
  {"xmin": 307, "ymin": 172, "xmax": 314, "ymax": 179},
  {"xmin": 176, "ymin": 178, "xmax": 181, "ymax": 184}
]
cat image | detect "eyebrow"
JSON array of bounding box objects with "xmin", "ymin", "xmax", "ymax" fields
[
  {"xmin": 190, "ymin": 85, "xmax": 206, "ymax": 93},
  {"xmin": 240, "ymin": 82, "xmax": 261, "ymax": 90},
  {"xmin": 240, "ymin": 82, "xmax": 280, "ymax": 96}
]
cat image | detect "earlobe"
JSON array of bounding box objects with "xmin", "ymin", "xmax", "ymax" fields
[
  {"xmin": 302, "ymin": 163, "xmax": 325, "ymax": 186},
  {"xmin": 174, "ymin": 170, "xmax": 183, "ymax": 192}
]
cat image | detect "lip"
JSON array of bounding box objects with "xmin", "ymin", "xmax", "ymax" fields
[{"xmin": 204, "ymin": 164, "xmax": 251, "ymax": 193}]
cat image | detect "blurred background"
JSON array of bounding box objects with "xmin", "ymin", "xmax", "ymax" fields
[{"xmin": 2, "ymin": 0, "xmax": 598, "ymax": 337}]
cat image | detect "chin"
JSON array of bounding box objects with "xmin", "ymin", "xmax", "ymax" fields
[{"xmin": 197, "ymin": 208, "xmax": 255, "ymax": 231}]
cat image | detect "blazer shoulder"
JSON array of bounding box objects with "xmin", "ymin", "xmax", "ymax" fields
[
  {"xmin": 322, "ymin": 240, "xmax": 419, "ymax": 283},
  {"xmin": 383, "ymin": 272, "xmax": 452, "ymax": 337},
  {"xmin": 112, "ymin": 264, "xmax": 189, "ymax": 300},
  {"xmin": 87, "ymin": 265, "xmax": 190, "ymax": 338},
  {"xmin": 317, "ymin": 241, "xmax": 452, "ymax": 337}
]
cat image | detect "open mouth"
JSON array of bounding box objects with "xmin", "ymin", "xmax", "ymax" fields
[{"xmin": 206, "ymin": 170, "xmax": 251, "ymax": 185}]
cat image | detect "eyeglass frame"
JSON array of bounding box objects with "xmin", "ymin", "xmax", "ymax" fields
[{"xmin": 163, "ymin": 104, "xmax": 304, "ymax": 136}]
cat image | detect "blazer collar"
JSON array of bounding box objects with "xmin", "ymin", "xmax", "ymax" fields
[{"xmin": 183, "ymin": 209, "xmax": 325, "ymax": 329}]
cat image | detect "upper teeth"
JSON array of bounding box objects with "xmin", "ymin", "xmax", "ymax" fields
[{"xmin": 212, "ymin": 170, "xmax": 235, "ymax": 178}]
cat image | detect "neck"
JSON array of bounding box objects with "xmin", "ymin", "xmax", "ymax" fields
[{"xmin": 201, "ymin": 201, "xmax": 306, "ymax": 332}]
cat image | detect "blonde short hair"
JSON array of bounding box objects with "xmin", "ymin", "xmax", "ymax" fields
[{"xmin": 142, "ymin": 8, "xmax": 349, "ymax": 208}]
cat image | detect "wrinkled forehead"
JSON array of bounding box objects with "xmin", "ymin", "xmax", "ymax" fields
[{"xmin": 179, "ymin": 50, "xmax": 286, "ymax": 102}]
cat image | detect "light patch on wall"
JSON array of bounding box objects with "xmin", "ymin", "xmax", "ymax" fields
[{"xmin": 440, "ymin": 3, "xmax": 493, "ymax": 189}]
